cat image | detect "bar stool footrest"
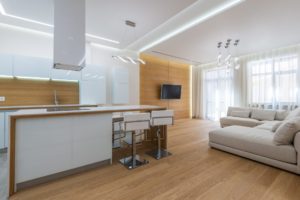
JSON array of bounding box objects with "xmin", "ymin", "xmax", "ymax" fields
[
  {"xmin": 119, "ymin": 155, "xmax": 149, "ymax": 169},
  {"xmin": 146, "ymin": 149, "xmax": 172, "ymax": 160}
]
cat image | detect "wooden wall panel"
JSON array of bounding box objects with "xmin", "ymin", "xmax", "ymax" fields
[
  {"xmin": 0, "ymin": 78, "xmax": 79, "ymax": 106},
  {"xmin": 140, "ymin": 54, "xmax": 190, "ymax": 119}
]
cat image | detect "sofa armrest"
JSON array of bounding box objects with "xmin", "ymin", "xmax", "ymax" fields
[{"xmin": 294, "ymin": 132, "xmax": 300, "ymax": 153}]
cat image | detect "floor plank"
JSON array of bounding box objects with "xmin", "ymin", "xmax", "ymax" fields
[{"xmin": 1, "ymin": 119, "xmax": 299, "ymax": 200}]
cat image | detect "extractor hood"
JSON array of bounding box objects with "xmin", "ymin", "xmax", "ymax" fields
[{"xmin": 53, "ymin": 0, "xmax": 86, "ymax": 71}]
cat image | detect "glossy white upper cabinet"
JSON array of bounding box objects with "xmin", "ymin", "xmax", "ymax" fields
[
  {"xmin": 80, "ymin": 79, "xmax": 106, "ymax": 104},
  {"xmin": 0, "ymin": 54, "xmax": 13, "ymax": 76},
  {"xmin": 112, "ymin": 68, "xmax": 129, "ymax": 104},
  {"xmin": 50, "ymin": 68, "xmax": 81, "ymax": 81},
  {"xmin": 81, "ymin": 64, "xmax": 105, "ymax": 81},
  {"xmin": 80, "ymin": 64, "xmax": 106, "ymax": 104},
  {"xmin": 53, "ymin": 0, "xmax": 86, "ymax": 71},
  {"xmin": 14, "ymin": 55, "xmax": 51, "ymax": 78}
]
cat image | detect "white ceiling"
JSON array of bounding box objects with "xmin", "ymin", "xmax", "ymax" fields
[
  {"xmin": 0, "ymin": 0, "xmax": 197, "ymax": 48},
  {"xmin": 148, "ymin": 0, "xmax": 300, "ymax": 64},
  {"xmin": 1, "ymin": 0, "xmax": 300, "ymax": 65}
]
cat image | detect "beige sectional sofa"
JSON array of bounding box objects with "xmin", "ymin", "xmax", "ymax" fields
[
  {"xmin": 209, "ymin": 107, "xmax": 300, "ymax": 174},
  {"xmin": 220, "ymin": 107, "xmax": 289, "ymax": 128}
]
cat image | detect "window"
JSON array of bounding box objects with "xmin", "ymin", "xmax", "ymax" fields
[
  {"xmin": 204, "ymin": 67, "xmax": 234, "ymax": 120},
  {"xmin": 248, "ymin": 55, "xmax": 299, "ymax": 109}
]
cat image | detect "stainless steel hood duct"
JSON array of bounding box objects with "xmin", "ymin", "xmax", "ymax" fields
[{"xmin": 53, "ymin": 0, "xmax": 86, "ymax": 71}]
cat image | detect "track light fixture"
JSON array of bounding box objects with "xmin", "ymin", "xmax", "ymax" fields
[
  {"xmin": 112, "ymin": 20, "xmax": 145, "ymax": 65},
  {"xmin": 112, "ymin": 55, "xmax": 146, "ymax": 65}
]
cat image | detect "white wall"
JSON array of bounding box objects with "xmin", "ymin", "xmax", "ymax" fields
[{"xmin": 0, "ymin": 25, "xmax": 139, "ymax": 105}]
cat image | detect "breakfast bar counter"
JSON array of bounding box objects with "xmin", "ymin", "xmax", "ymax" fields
[{"xmin": 8, "ymin": 105, "xmax": 166, "ymax": 196}]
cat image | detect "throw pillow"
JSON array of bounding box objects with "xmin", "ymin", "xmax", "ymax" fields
[
  {"xmin": 285, "ymin": 107, "xmax": 300, "ymax": 120},
  {"xmin": 273, "ymin": 117, "xmax": 300, "ymax": 145},
  {"xmin": 251, "ymin": 109, "xmax": 276, "ymax": 121},
  {"xmin": 271, "ymin": 122, "xmax": 283, "ymax": 132},
  {"xmin": 231, "ymin": 110, "xmax": 250, "ymax": 118},
  {"xmin": 275, "ymin": 110, "xmax": 290, "ymax": 121}
]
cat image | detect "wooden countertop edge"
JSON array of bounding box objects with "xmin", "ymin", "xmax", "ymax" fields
[
  {"xmin": 9, "ymin": 107, "xmax": 167, "ymax": 119},
  {"xmin": 0, "ymin": 104, "xmax": 98, "ymax": 111}
]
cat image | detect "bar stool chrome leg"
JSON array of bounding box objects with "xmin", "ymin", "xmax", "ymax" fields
[
  {"xmin": 119, "ymin": 131, "xmax": 149, "ymax": 169},
  {"xmin": 147, "ymin": 127, "xmax": 172, "ymax": 160}
]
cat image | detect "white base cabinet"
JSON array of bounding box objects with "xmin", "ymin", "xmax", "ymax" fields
[{"xmin": 0, "ymin": 113, "xmax": 5, "ymax": 149}]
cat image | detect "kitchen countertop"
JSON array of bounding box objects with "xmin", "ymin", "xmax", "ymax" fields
[
  {"xmin": 0, "ymin": 104, "xmax": 98, "ymax": 111},
  {"xmin": 9, "ymin": 105, "xmax": 166, "ymax": 118}
]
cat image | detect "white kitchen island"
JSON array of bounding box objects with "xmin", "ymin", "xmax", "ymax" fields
[{"xmin": 8, "ymin": 105, "xmax": 165, "ymax": 196}]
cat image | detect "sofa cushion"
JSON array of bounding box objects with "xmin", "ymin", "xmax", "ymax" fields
[
  {"xmin": 275, "ymin": 110, "xmax": 290, "ymax": 121},
  {"xmin": 286, "ymin": 107, "xmax": 300, "ymax": 120},
  {"xmin": 220, "ymin": 117, "xmax": 259, "ymax": 128},
  {"xmin": 251, "ymin": 109, "xmax": 276, "ymax": 121},
  {"xmin": 231, "ymin": 110, "xmax": 251, "ymax": 118},
  {"xmin": 209, "ymin": 126, "xmax": 297, "ymax": 164},
  {"xmin": 255, "ymin": 121, "xmax": 282, "ymax": 132},
  {"xmin": 227, "ymin": 107, "xmax": 252, "ymax": 117},
  {"xmin": 273, "ymin": 117, "xmax": 300, "ymax": 145}
]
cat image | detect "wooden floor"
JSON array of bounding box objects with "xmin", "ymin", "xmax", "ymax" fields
[{"xmin": 4, "ymin": 119, "xmax": 300, "ymax": 200}]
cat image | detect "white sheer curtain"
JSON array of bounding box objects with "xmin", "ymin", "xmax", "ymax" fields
[
  {"xmin": 245, "ymin": 46, "xmax": 300, "ymax": 110},
  {"xmin": 203, "ymin": 67, "xmax": 234, "ymax": 120},
  {"xmin": 192, "ymin": 66, "xmax": 204, "ymax": 118},
  {"xmin": 192, "ymin": 44, "xmax": 300, "ymax": 119}
]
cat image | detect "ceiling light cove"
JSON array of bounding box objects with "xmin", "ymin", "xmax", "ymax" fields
[
  {"xmin": 0, "ymin": 2, "xmax": 6, "ymax": 15},
  {"xmin": 86, "ymin": 33, "xmax": 120, "ymax": 44},
  {"xmin": 0, "ymin": 2, "xmax": 119, "ymax": 44},
  {"xmin": 0, "ymin": 22, "xmax": 53, "ymax": 37},
  {"xmin": 134, "ymin": 0, "xmax": 245, "ymax": 52}
]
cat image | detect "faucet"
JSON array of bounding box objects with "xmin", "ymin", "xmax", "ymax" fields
[{"xmin": 54, "ymin": 90, "xmax": 59, "ymax": 105}]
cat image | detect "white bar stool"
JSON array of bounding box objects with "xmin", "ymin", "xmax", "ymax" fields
[
  {"xmin": 146, "ymin": 110, "xmax": 174, "ymax": 160},
  {"xmin": 112, "ymin": 114, "xmax": 124, "ymax": 149},
  {"xmin": 119, "ymin": 113, "xmax": 150, "ymax": 169}
]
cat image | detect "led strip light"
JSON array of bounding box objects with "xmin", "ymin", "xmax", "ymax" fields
[{"xmin": 0, "ymin": 2, "xmax": 120, "ymax": 44}]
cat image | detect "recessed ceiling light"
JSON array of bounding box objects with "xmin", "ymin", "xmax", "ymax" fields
[
  {"xmin": 139, "ymin": 0, "xmax": 244, "ymax": 52},
  {"xmin": 0, "ymin": 22, "xmax": 120, "ymax": 51},
  {"xmin": 0, "ymin": 2, "xmax": 120, "ymax": 44},
  {"xmin": 86, "ymin": 33, "xmax": 120, "ymax": 44},
  {"xmin": 0, "ymin": 22, "xmax": 52, "ymax": 37},
  {"xmin": 90, "ymin": 42, "xmax": 120, "ymax": 51},
  {"xmin": 0, "ymin": 2, "xmax": 6, "ymax": 15},
  {"xmin": 6, "ymin": 14, "xmax": 53, "ymax": 27}
]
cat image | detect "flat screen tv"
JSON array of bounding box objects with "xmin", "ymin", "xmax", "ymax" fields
[{"xmin": 160, "ymin": 84, "xmax": 181, "ymax": 99}]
